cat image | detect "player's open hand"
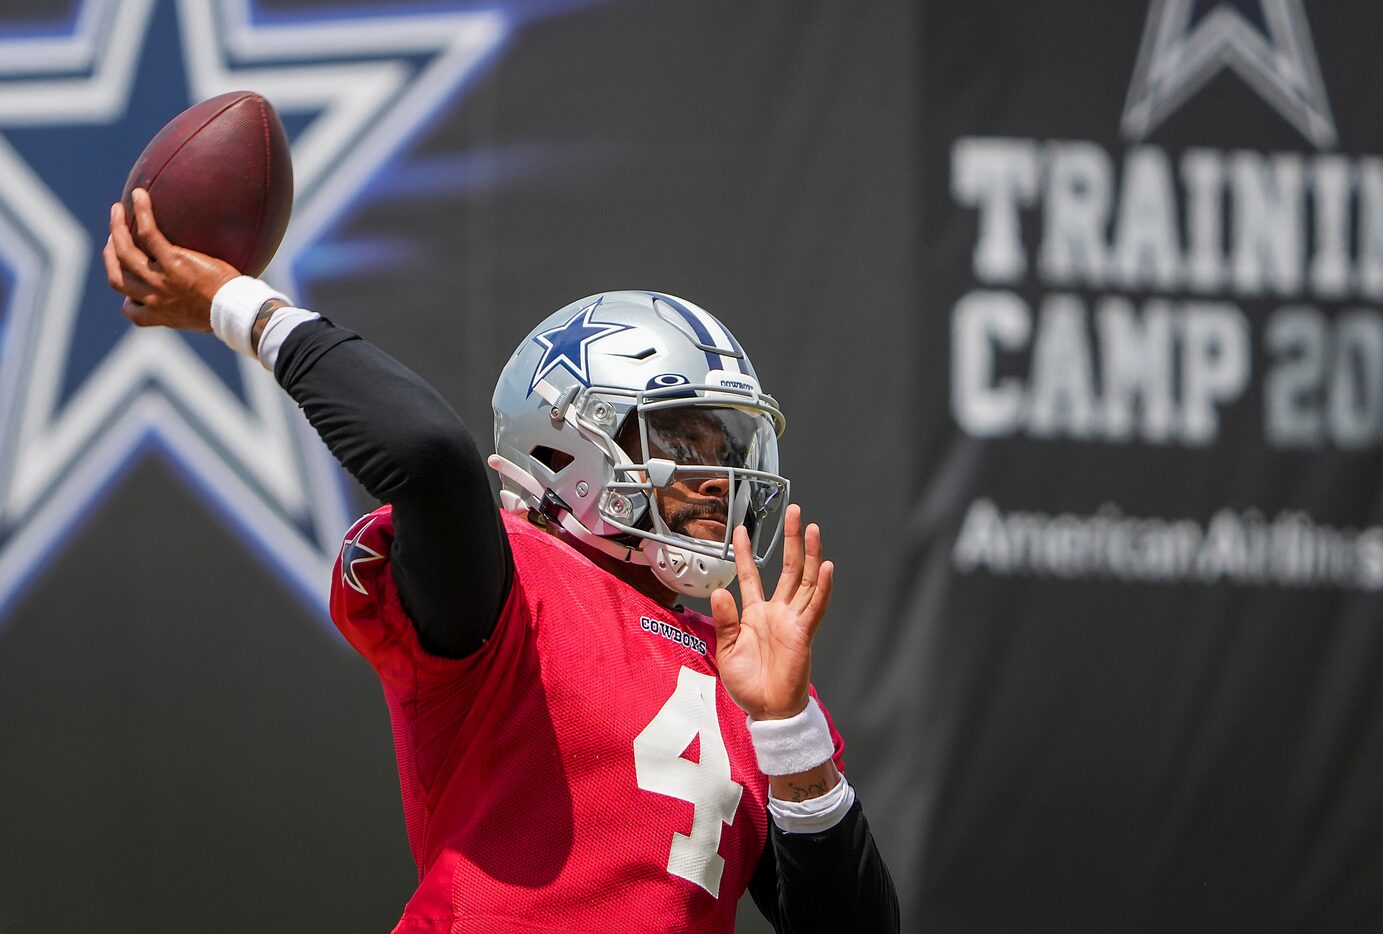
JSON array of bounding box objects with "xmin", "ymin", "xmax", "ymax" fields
[
  {"xmin": 103, "ymin": 188, "xmax": 239, "ymax": 330},
  {"xmin": 710, "ymin": 504, "xmax": 834, "ymax": 721}
]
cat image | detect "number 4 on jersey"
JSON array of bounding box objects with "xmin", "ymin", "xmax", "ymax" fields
[{"xmin": 634, "ymin": 666, "xmax": 745, "ymax": 896}]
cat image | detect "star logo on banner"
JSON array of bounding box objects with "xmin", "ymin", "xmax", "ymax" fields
[
  {"xmin": 0, "ymin": 0, "xmax": 508, "ymax": 623},
  {"xmin": 339, "ymin": 516, "xmax": 385, "ymax": 596},
  {"xmin": 1122, "ymin": 0, "xmax": 1337, "ymax": 148},
  {"xmin": 529, "ymin": 298, "xmax": 631, "ymax": 394}
]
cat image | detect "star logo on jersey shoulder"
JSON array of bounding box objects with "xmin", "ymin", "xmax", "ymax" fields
[
  {"xmin": 528, "ymin": 297, "xmax": 631, "ymax": 394},
  {"xmin": 1122, "ymin": 0, "xmax": 1337, "ymax": 148},
  {"xmin": 340, "ymin": 516, "xmax": 386, "ymax": 596},
  {"xmin": 0, "ymin": 0, "xmax": 509, "ymax": 624}
]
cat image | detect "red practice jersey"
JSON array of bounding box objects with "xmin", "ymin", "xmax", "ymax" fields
[{"xmin": 330, "ymin": 507, "xmax": 846, "ymax": 933}]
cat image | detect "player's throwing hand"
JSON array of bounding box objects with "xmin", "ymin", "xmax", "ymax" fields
[
  {"xmin": 710, "ymin": 504, "xmax": 834, "ymax": 721},
  {"xmin": 103, "ymin": 188, "xmax": 240, "ymax": 330}
]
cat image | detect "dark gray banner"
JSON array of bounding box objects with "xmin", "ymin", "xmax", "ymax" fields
[{"xmin": 882, "ymin": 1, "xmax": 1383, "ymax": 931}]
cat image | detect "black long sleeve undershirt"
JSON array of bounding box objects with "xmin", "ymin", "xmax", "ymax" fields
[
  {"xmin": 274, "ymin": 318, "xmax": 512, "ymax": 657},
  {"xmin": 272, "ymin": 318, "xmax": 898, "ymax": 932},
  {"xmin": 747, "ymin": 799, "xmax": 901, "ymax": 933}
]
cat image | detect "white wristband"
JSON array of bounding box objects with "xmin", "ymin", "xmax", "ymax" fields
[
  {"xmin": 768, "ymin": 774, "xmax": 856, "ymax": 834},
  {"xmin": 256, "ymin": 307, "xmax": 321, "ymax": 371},
  {"xmin": 747, "ymin": 697, "xmax": 835, "ymax": 776},
  {"xmin": 211, "ymin": 276, "xmax": 290, "ymax": 357}
]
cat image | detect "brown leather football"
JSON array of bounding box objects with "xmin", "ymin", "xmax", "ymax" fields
[{"xmin": 122, "ymin": 91, "xmax": 292, "ymax": 276}]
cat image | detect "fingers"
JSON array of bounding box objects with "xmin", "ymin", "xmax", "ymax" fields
[
  {"xmin": 772, "ymin": 504, "xmax": 803, "ymax": 602},
  {"xmin": 104, "ymin": 233, "xmax": 157, "ymax": 302},
  {"xmin": 101, "ymin": 234, "xmax": 124, "ymax": 293},
  {"xmin": 108, "ymin": 202, "xmax": 155, "ymax": 284},
  {"xmin": 122, "ymin": 296, "xmax": 158, "ymax": 326},
  {"xmin": 791, "ymin": 521, "xmax": 823, "ymax": 612},
  {"xmin": 129, "ymin": 188, "xmax": 175, "ymax": 263},
  {"xmin": 709, "ymin": 588, "xmax": 741, "ymax": 653},
  {"xmin": 801, "ymin": 560, "xmax": 834, "ymax": 640},
  {"xmin": 733, "ymin": 524, "xmax": 765, "ymax": 605},
  {"xmin": 107, "ymin": 201, "xmax": 167, "ymax": 325}
]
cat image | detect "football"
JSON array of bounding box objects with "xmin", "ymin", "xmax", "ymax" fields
[{"xmin": 122, "ymin": 90, "xmax": 293, "ymax": 276}]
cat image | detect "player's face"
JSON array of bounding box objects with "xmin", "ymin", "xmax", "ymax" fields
[{"xmin": 617, "ymin": 408, "xmax": 755, "ymax": 542}]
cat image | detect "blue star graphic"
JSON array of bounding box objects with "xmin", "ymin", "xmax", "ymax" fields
[
  {"xmin": 528, "ymin": 297, "xmax": 631, "ymax": 394},
  {"xmin": 0, "ymin": 0, "xmax": 510, "ymax": 624},
  {"xmin": 1123, "ymin": 0, "xmax": 1336, "ymax": 148},
  {"xmin": 339, "ymin": 516, "xmax": 385, "ymax": 596}
]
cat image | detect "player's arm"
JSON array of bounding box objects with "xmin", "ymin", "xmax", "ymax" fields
[
  {"xmin": 710, "ymin": 509, "xmax": 898, "ymax": 930},
  {"xmin": 103, "ymin": 190, "xmax": 511, "ymax": 657},
  {"xmin": 748, "ymin": 797, "xmax": 899, "ymax": 934},
  {"xmin": 743, "ymin": 704, "xmax": 898, "ymax": 933},
  {"xmin": 270, "ymin": 316, "xmax": 511, "ymax": 657}
]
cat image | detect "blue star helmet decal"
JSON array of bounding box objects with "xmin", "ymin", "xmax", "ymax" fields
[
  {"xmin": 0, "ymin": 0, "xmax": 525, "ymax": 626},
  {"xmin": 1122, "ymin": 0, "xmax": 1336, "ymax": 148},
  {"xmin": 528, "ymin": 297, "xmax": 632, "ymax": 394}
]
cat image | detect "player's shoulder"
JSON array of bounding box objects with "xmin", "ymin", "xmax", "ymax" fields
[
  {"xmin": 334, "ymin": 506, "xmax": 577, "ymax": 585},
  {"xmin": 341, "ymin": 504, "xmax": 396, "ymax": 552},
  {"xmin": 500, "ymin": 509, "xmax": 599, "ymax": 570},
  {"xmin": 332, "ymin": 505, "xmax": 396, "ymax": 602},
  {"xmin": 498, "ymin": 511, "xmax": 658, "ymax": 618},
  {"xmin": 499, "ymin": 508, "xmax": 556, "ymax": 545}
]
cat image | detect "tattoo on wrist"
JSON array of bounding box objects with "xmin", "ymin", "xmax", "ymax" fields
[
  {"xmin": 785, "ymin": 779, "xmax": 831, "ymax": 802},
  {"xmin": 250, "ymin": 299, "xmax": 287, "ymax": 352}
]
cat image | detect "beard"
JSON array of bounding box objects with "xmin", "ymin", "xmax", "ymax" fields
[{"xmin": 661, "ymin": 500, "xmax": 728, "ymax": 540}]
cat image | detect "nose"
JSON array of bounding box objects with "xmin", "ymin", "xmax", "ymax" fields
[{"xmin": 695, "ymin": 474, "xmax": 730, "ymax": 498}]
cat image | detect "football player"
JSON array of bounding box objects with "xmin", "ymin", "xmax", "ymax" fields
[{"xmin": 104, "ymin": 189, "xmax": 899, "ymax": 933}]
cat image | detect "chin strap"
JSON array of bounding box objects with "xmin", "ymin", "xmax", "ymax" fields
[
  {"xmin": 639, "ymin": 537, "xmax": 737, "ymax": 597},
  {"xmin": 487, "ymin": 454, "xmax": 652, "ymax": 566}
]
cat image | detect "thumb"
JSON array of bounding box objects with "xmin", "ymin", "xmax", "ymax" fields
[{"xmin": 709, "ymin": 588, "xmax": 741, "ymax": 653}]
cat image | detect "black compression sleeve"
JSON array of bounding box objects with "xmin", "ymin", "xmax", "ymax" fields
[
  {"xmin": 275, "ymin": 318, "xmax": 512, "ymax": 657},
  {"xmin": 747, "ymin": 798, "xmax": 900, "ymax": 933}
]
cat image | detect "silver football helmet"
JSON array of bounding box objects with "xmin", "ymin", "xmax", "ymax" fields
[{"xmin": 489, "ymin": 290, "xmax": 789, "ymax": 597}]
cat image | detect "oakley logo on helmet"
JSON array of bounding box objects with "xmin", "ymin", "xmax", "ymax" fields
[{"xmin": 647, "ymin": 373, "xmax": 695, "ymax": 397}]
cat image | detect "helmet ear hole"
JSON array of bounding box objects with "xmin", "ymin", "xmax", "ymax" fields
[
  {"xmin": 613, "ymin": 416, "xmax": 641, "ymax": 460},
  {"xmin": 530, "ymin": 445, "xmax": 575, "ymax": 472}
]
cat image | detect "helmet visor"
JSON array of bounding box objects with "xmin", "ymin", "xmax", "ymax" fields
[
  {"xmin": 629, "ymin": 405, "xmax": 788, "ymax": 563},
  {"xmin": 642, "ymin": 407, "xmax": 773, "ymax": 471}
]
